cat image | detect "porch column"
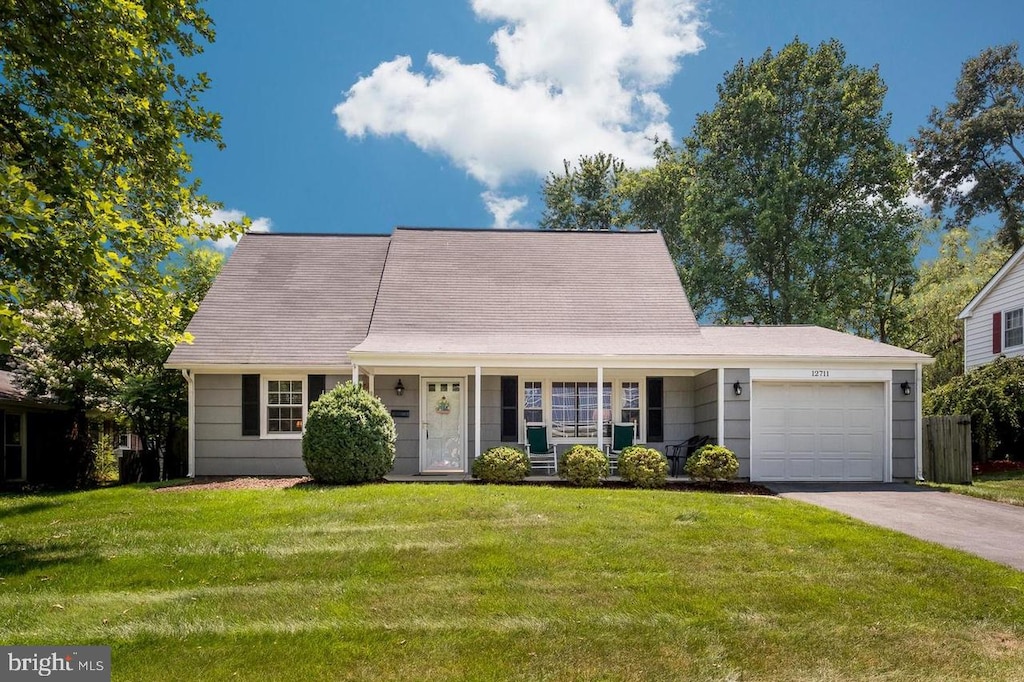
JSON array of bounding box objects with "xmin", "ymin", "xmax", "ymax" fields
[
  {"xmin": 717, "ymin": 367, "xmax": 725, "ymax": 446},
  {"xmin": 597, "ymin": 365, "xmax": 604, "ymax": 451},
  {"xmin": 368, "ymin": 373, "xmax": 375, "ymax": 395},
  {"xmin": 475, "ymin": 366, "xmax": 482, "ymax": 460},
  {"xmin": 915, "ymin": 362, "xmax": 923, "ymax": 481},
  {"xmin": 351, "ymin": 364, "xmax": 359, "ymax": 385}
]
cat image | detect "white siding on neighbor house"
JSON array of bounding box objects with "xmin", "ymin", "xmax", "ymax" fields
[{"xmin": 964, "ymin": 255, "xmax": 1024, "ymax": 369}]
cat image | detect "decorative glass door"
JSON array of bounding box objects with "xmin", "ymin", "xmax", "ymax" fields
[{"xmin": 420, "ymin": 379, "xmax": 465, "ymax": 473}]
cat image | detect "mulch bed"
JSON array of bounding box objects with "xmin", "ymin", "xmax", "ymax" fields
[
  {"xmin": 973, "ymin": 460, "xmax": 1024, "ymax": 475},
  {"xmin": 154, "ymin": 476, "xmax": 772, "ymax": 495}
]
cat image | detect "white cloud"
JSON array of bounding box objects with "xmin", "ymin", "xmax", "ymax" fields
[
  {"xmin": 482, "ymin": 191, "xmax": 528, "ymax": 229},
  {"xmin": 334, "ymin": 0, "xmax": 704, "ymax": 191},
  {"xmin": 204, "ymin": 209, "xmax": 273, "ymax": 251}
]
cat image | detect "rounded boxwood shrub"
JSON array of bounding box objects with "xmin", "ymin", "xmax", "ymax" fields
[
  {"xmin": 302, "ymin": 382, "xmax": 396, "ymax": 484},
  {"xmin": 472, "ymin": 446, "xmax": 530, "ymax": 483},
  {"xmin": 558, "ymin": 444, "xmax": 608, "ymax": 487},
  {"xmin": 684, "ymin": 444, "xmax": 739, "ymax": 482},
  {"xmin": 618, "ymin": 445, "xmax": 669, "ymax": 488}
]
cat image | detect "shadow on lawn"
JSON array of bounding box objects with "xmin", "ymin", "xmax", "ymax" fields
[{"xmin": 0, "ymin": 539, "xmax": 105, "ymax": 578}]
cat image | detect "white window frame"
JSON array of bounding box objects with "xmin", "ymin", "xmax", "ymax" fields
[
  {"xmin": 1005, "ymin": 307, "xmax": 1024, "ymax": 350},
  {"xmin": 519, "ymin": 376, "xmax": 647, "ymax": 444},
  {"xmin": 262, "ymin": 376, "xmax": 306, "ymax": 439},
  {"xmin": 3, "ymin": 411, "xmax": 27, "ymax": 482}
]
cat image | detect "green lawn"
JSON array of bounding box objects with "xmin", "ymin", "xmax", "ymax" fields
[
  {"xmin": 927, "ymin": 470, "xmax": 1024, "ymax": 507},
  {"xmin": 1, "ymin": 483, "xmax": 1023, "ymax": 681}
]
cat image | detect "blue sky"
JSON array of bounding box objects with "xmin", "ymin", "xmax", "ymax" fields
[{"xmin": 188, "ymin": 0, "xmax": 1024, "ymax": 243}]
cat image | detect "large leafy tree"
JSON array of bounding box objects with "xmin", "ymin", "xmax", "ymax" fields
[
  {"xmin": 895, "ymin": 228, "xmax": 1010, "ymax": 389},
  {"xmin": 912, "ymin": 43, "xmax": 1024, "ymax": 250},
  {"xmin": 0, "ymin": 0, "xmax": 236, "ymax": 352},
  {"xmin": 678, "ymin": 38, "xmax": 919, "ymax": 331},
  {"xmin": 539, "ymin": 153, "xmax": 629, "ymax": 231}
]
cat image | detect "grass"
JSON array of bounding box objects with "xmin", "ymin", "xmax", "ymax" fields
[
  {"xmin": 1, "ymin": 483, "xmax": 1023, "ymax": 681},
  {"xmin": 926, "ymin": 469, "xmax": 1024, "ymax": 507}
]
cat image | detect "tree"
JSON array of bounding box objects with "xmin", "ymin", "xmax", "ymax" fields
[
  {"xmin": 539, "ymin": 153, "xmax": 629, "ymax": 231},
  {"xmin": 0, "ymin": 0, "xmax": 237, "ymax": 352},
  {"xmin": 912, "ymin": 43, "xmax": 1024, "ymax": 250},
  {"xmin": 11, "ymin": 244, "xmax": 224, "ymax": 485},
  {"xmin": 894, "ymin": 228, "xmax": 1010, "ymax": 388},
  {"xmin": 677, "ymin": 38, "xmax": 919, "ymax": 330}
]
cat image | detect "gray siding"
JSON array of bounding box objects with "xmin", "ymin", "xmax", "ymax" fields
[
  {"xmin": 891, "ymin": 369, "xmax": 917, "ymax": 480},
  {"xmin": 724, "ymin": 368, "xmax": 751, "ymax": 478},
  {"xmin": 693, "ymin": 370, "xmax": 718, "ymax": 442},
  {"xmin": 194, "ymin": 374, "xmax": 307, "ymax": 476},
  {"xmin": 662, "ymin": 375, "xmax": 695, "ymax": 447},
  {"xmin": 372, "ymin": 375, "xmax": 420, "ymax": 475},
  {"xmin": 477, "ymin": 375, "xmax": 503, "ymax": 455}
]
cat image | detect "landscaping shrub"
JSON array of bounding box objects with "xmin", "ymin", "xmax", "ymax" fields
[
  {"xmin": 472, "ymin": 446, "xmax": 530, "ymax": 483},
  {"xmin": 618, "ymin": 445, "xmax": 668, "ymax": 488},
  {"xmin": 558, "ymin": 444, "xmax": 608, "ymax": 487},
  {"xmin": 925, "ymin": 356, "xmax": 1024, "ymax": 460},
  {"xmin": 685, "ymin": 444, "xmax": 739, "ymax": 482},
  {"xmin": 302, "ymin": 382, "xmax": 396, "ymax": 484}
]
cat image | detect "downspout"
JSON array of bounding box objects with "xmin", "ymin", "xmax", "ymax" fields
[
  {"xmin": 181, "ymin": 369, "xmax": 195, "ymax": 478},
  {"xmin": 915, "ymin": 362, "xmax": 924, "ymax": 481}
]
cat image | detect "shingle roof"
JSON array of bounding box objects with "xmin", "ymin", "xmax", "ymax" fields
[
  {"xmin": 352, "ymin": 228, "xmax": 700, "ymax": 355},
  {"xmin": 697, "ymin": 326, "xmax": 929, "ymax": 360},
  {"xmin": 166, "ymin": 234, "xmax": 391, "ymax": 367},
  {"xmin": 0, "ymin": 370, "xmax": 62, "ymax": 408}
]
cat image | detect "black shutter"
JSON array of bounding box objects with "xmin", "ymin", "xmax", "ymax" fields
[
  {"xmin": 308, "ymin": 375, "xmax": 326, "ymax": 406},
  {"xmin": 241, "ymin": 374, "xmax": 260, "ymax": 436},
  {"xmin": 500, "ymin": 376, "xmax": 518, "ymax": 442},
  {"xmin": 646, "ymin": 377, "xmax": 664, "ymax": 442}
]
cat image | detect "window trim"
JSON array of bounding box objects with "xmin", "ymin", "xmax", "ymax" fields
[
  {"xmin": 1004, "ymin": 307, "xmax": 1024, "ymax": 350},
  {"xmin": 262, "ymin": 375, "xmax": 306, "ymax": 439},
  {"xmin": 520, "ymin": 376, "xmax": 646, "ymax": 443}
]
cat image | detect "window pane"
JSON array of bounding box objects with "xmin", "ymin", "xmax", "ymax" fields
[{"xmin": 622, "ymin": 382, "xmax": 640, "ymax": 409}]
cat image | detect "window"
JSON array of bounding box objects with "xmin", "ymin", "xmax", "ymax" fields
[
  {"xmin": 551, "ymin": 381, "xmax": 611, "ymax": 438},
  {"xmin": 266, "ymin": 379, "xmax": 304, "ymax": 434},
  {"xmin": 620, "ymin": 381, "xmax": 640, "ymax": 428},
  {"xmin": 1006, "ymin": 308, "xmax": 1023, "ymax": 349},
  {"xmin": 524, "ymin": 381, "xmax": 543, "ymax": 423}
]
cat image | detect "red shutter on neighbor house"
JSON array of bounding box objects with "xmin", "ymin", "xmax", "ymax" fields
[{"xmin": 993, "ymin": 312, "xmax": 1003, "ymax": 354}]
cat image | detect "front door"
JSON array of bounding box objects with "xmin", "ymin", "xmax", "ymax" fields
[{"xmin": 420, "ymin": 378, "xmax": 465, "ymax": 473}]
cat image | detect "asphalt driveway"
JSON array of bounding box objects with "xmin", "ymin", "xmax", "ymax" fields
[{"xmin": 766, "ymin": 482, "xmax": 1024, "ymax": 571}]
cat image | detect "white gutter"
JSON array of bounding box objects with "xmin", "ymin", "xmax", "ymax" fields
[{"xmin": 181, "ymin": 369, "xmax": 195, "ymax": 478}]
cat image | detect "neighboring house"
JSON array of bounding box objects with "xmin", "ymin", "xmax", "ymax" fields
[
  {"xmin": 959, "ymin": 244, "xmax": 1024, "ymax": 371},
  {"xmin": 0, "ymin": 370, "xmax": 72, "ymax": 485},
  {"xmin": 166, "ymin": 228, "xmax": 931, "ymax": 483}
]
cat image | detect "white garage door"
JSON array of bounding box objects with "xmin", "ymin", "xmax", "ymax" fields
[{"xmin": 751, "ymin": 382, "xmax": 886, "ymax": 482}]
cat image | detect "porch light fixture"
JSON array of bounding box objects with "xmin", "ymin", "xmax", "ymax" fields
[
  {"xmin": 733, "ymin": 381, "xmax": 743, "ymax": 396},
  {"xmin": 395, "ymin": 379, "xmax": 405, "ymax": 396},
  {"xmin": 901, "ymin": 381, "xmax": 912, "ymax": 396}
]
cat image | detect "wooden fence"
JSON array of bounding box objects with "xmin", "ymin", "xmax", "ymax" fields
[{"xmin": 922, "ymin": 415, "xmax": 972, "ymax": 484}]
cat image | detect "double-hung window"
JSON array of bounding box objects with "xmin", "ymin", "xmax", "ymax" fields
[
  {"xmin": 523, "ymin": 381, "xmax": 543, "ymax": 423},
  {"xmin": 551, "ymin": 381, "xmax": 612, "ymax": 438},
  {"xmin": 620, "ymin": 381, "xmax": 640, "ymax": 428},
  {"xmin": 1006, "ymin": 308, "xmax": 1023, "ymax": 349},
  {"xmin": 266, "ymin": 379, "xmax": 304, "ymax": 435}
]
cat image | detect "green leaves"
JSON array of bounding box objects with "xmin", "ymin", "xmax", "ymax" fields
[{"xmin": 912, "ymin": 43, "xmax": 1024, "ymax": 249}]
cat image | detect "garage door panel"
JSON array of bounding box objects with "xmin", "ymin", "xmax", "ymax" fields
[{"xmin": 752, "ymin": 382, "xmax": 885, "ymax": 482}]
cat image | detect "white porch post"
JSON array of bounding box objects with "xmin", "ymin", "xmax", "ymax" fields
[
  {"xmin": 368, "ymin": 373, "xmax": 375, "ymax": 395},
  {"xmin": 351, "ymin": 364, "xmax": 359, "ymax": 385},
  {"xmin": 717, "ymin": 367, "xmax": 725, "ymax": 446},
  {"xmin": 597, "ymin": 366, "xmax": 605, "ymax": 451},
  {"xmin": 181, "ymin": 369, "xmax": 195, "ymax": 478},
  {"xmin": 475, "ymin": 366, "xmax": 482, "ymax": 460}
]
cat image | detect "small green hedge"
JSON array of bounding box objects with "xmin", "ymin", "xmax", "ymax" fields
[
  {"xmin": 684, "ymin": 445, "xmax": 739, "ymax": 482},
  {"xmin": 472, "ymin": 446, "xmax": 531, "ymax": 483},
  {"xmin": 558, "ymin": 445, "xmax": 608, "ymax": 487},
  {"xmin": 302, "ymin": 383, "xmax": 396, "ymax": 484},
  {"xmin": 618, "ymin": 445, "xmax": 668, "ymax": 488}
]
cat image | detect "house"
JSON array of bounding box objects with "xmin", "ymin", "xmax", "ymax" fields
[
  {"xmin": 165, "ymin": 228, "xmax": 930, "ymax": 483},
  {"xmin": 958, "ymin": 244, "xmax": 1024, "ymax": 371},
  {"xmin": 0, "ymin": 369, "xmax": 72, "ymax": 485}
]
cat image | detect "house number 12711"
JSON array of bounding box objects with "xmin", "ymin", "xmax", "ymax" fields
[{"xmin": 811, "ymin": 370, "xmax": 830, "ymax": 377}]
